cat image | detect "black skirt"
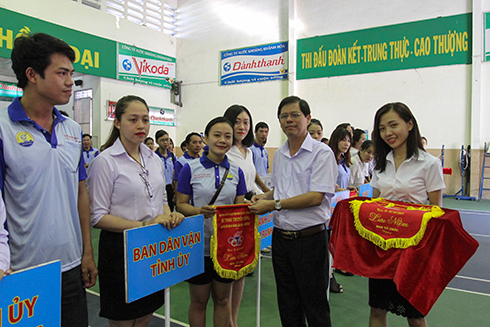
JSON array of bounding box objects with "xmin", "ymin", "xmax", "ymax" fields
[
  {"xmin": 369, "ymin": 278, "xmax": 424, "ymax": 319},
  {"xmin": 98, "ymin": 230, "xmax": 164, "ymax": 320}
]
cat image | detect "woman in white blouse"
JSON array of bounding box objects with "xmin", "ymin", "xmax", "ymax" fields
[
  {"xmin": 369, "ymin": 102, "xmax": 445, "ymax": 327},
  {"xmin": 87, "ymin": 95, "xmax": 184, "ymax": 327},
  {"xmin": 223, "ymin": 105, "xmax": 269, "ymax": 327}
]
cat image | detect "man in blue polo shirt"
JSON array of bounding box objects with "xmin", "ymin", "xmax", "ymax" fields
[
  {"xmin": 250, "ymin": 96, "xmax": 337, "ymax": 327},
  {"xmin": 0, "ymin": 33, "xmax": 97, "ymax": 326},
  {"xmin": 250, "ymin": 122, "xmax": 269, "ymax": 178},
  {"xmin": 174, "ymin": 132, "xmax": 202, "ymax": 184},
  {"xmin": 82, "ymin": 133, "xmax": 99, "ymax": 168}
]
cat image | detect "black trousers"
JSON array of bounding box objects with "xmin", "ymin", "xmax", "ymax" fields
[
  {"xmin": 61, "ymin": 265, "xmax": 88, "ymax": 327},
  {"xmin": 272, "ymin": 228, "xmax": 331, "ymax": 327}
]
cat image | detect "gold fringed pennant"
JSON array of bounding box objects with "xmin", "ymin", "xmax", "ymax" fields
[
  {"xmin": 210, "ymin": 204, "xmax": 261, "ymax": 280},
  {"xmin": 350, "ymin": 198, "xmax": 444, "ymax": 251}
]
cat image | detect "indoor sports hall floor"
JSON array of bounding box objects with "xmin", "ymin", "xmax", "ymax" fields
[{"xmin": 87, "ymin": 198, "xmax": 490, "ymax": 327}]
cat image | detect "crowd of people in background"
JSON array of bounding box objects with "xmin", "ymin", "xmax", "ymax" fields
[{"xmin": 0, "ymin": 31, "xmax": 445, "ymax": 327}]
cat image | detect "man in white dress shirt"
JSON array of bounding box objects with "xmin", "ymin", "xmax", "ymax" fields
[{"xmin": 250, "ymin": 96, "xmax": 337, "ymax": 327}]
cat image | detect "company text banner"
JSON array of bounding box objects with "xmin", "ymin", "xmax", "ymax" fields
[
  {"xmin": 124, "ymin": 215, "xmax": 204, "ymax": 303},
  {"xmin": 0, "ymin": 7, "xmax": 116, "ymax": 78},
  {"xmin": 118, "ymin": 43, "xmax": 176, "ymax": 89},
  {"xmin": 149, "ymin": 106, "xmax": 175, "ymax": 126},
  {"xmin": 0, "ymin": 81, "xmax": 23, "ymax": 100},
  {"xmin": 297, "ymin": 13, "xmax": 471, "ymax": 80},
  {"xmin": 0, "ymin": 260, "xmax": 61, "ymax": 326},
  {"xmin": 220, "ymin": 42, "xmax": 288, "ymax": 85}
]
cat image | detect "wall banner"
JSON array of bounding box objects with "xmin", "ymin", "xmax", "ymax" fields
[
  {"xmin": 0, "ymin": 260, "xmax": 61, "ymax": 326},
  {"xmin": 118, "ymin": 43, "xmax": 176, "ymax": 89},
  {"xmin": 124, "ymin": 215, "xmax": 204, "ymax": 303},
  {"xmin": 0, "ymin": 81, "xmax": 23, "ymax": 100},
  {"xmin": 484, "ymin": 12, "xmax": 490, "ymax": 62},
  {"xmin": 149, "ymin": 106, "xmax": 175, "ymax": 126},
  {"xmin": 220, "ymin": 42, "xmax": 288, "ymax": 85},
  {"xmin": 297, "ymin": 13, "xmax": 472, "ymax": 80},
  {"xmin": 0, "ymin": 7, "xmax": 116, "ymax": 78}
]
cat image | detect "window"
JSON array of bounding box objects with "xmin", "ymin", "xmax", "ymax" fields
[
  {"xmin": 105, "ymin": 0, "xmax": 177, "ymax": 35},
  {"xmin": 74, "ymin": 89, "xmax": 93, "ymax": 135}
]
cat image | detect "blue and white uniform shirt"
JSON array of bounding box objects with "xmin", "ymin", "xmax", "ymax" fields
[
  {"xmin": 177, "ymin": 153, "xmax": 247, "ymax": 256},
  {"xmin": 83, "ymin": 146, "xmax": 99, "ymax": 165},
  {"xmin": 174, "ymin": 151, "xmax": 199, "ymax": 181},
  {"xmin": 155, "ymin": 150, "xmax": 174, "ymax": 185},
  {"xmin": 0, "ymin": 97, "xmax": 86, "ymax": 272},
  {"xmin": 250, "ymin": 142, "xmax": 269, "ymax": 177}
]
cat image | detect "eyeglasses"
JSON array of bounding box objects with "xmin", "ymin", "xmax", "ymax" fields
[
  {"xmin": 139, "ymin": 169, "xmax": 154, "ymax": 198},
  {"xmin": 279, "ymin": 111, "xmax": 303, "ymax": 120}
]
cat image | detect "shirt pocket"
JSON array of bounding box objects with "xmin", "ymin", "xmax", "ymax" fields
[{"xmin": 59, "ymin": 140, "xmax": 81, "ymax": 174}]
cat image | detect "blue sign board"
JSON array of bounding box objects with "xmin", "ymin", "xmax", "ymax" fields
[
  {"xmin": 258, "ymin": 212, "xmax": 273, "ymax": 250},
  {"xmin": 0, "ymin": 260, "xmax": 61, "ymax": 326},
  {"xmin": 124, "ymin": 215, "xmax": 205, "ymax": 303},
  {"xmin": 220, "ymin": 42, "xmax": 289, "ymax": 85}
]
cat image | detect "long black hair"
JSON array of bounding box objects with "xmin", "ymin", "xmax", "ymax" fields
[
  {"xmin": 101, "ymin": 95, "xmax": 149, "ymax": 151},
  {"xmin": 223, "ymin": 105, "xmax": 254, "ymax": 147},
  {"xmin": 329, "ymin": 127, "xmax": 352, "ymax": 166},
  {"xmin": 373, "ymin": 102, "xmax": 424, "ymax": 172}
]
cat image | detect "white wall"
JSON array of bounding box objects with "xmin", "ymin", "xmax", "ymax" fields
[
  {"xmin": 0, "ymin": 0, "xmax": 178, "ymax": 148},
  {"xmin": 176, "ymin": 0, "xmax": 289, "ymax": 146},
  {"xmin": 176, "ymin": 0, "xmax": 490, "ymax": 152}
]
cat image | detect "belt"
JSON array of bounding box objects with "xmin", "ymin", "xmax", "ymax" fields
[{"xmin": 275, "ymin": 224, "xmax": 326, "ymax": 240}]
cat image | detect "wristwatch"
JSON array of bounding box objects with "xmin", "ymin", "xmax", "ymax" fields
[{"xmin": 275, "ymin": 199, "xmax": 282, "ymax": 211}]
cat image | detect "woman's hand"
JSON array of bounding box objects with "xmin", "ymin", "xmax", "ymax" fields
[
  {"xmin": 151, "ymin": 214, "xmax": 174, "ymax": 230},
  {"xmin": 170, "ymin": 211, "xmax": 185, "ymax": 228},
  {"xmin": 200, "ymin": 205, "xmax": 217, "ymax": 218}
]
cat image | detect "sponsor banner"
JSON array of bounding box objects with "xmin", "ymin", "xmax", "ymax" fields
[
  {"xmin": 359, "ymin": 183, "xmax": 374, "ymax": 198},
  {"xmin": 0, "ymin": 7, "xmax": 116, "ymax": 78},
  {"xmin": 0, "ymin": 81, "xmax": 22, "ymax": 100},
  {"xmin": 258, "ymin": 212, "xmax": 273, "ymax": 250},
  {"xmin": 297, "ymin": 13, "xmax": 471, "ymax": 79},
  {"xmin": 220, "ymin": 42, "xmax": 288, "ymax": 85},
  {"xmin": 118, "ymin": 43, "xmax": 176, "ymax": 89},
  {"xmin": 149, "ymin": 106, "xmax": 175, "ymax": 126},
  {"xmin": 0, "ymin": 261, "xmax": 61, "ymax": 326},
  {"xmin": 485, "ymin": 12, "xmax": 490, "ymax": 62},
  {"xmin": 125, "ymin": 215, "xmax": 204, "ymax": 303}
]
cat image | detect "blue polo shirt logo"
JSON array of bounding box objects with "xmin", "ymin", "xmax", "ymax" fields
[
  {"xmin": 227, "ymin": 173, "xmax": 234, "ymax": 180},
  {"xmin": 16, "ymin": 132, "xmax": 34, "ymax": 147}
]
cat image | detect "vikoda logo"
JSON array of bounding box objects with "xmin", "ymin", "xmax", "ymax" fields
[{"xmin": 131, "ymin": 57, "xmax": 170, "ymax": 78}]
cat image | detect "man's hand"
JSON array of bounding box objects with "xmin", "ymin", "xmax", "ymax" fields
[
  {"xmin": 249, "ymin": 199, "xmax": 274, "ymax": 215},
  {"xmin": 81, "ymin": 253, "xmax": 97, "ymax": 288}
]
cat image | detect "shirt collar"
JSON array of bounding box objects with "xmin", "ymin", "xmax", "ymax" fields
[
  {"xmin": 253, "ymin": 141, "xmax": 264, "ymax": 149},
  {"xmin": 83, "ymin": 146, "xmax": 94, "ymax": 152},
  {"xmin": 154, "ymin": 148, "xmax": 172, "ymax": 159},
  {"xmin": 183, "ymin": 151, "xmax": 198, "ymax": 159},
  {"xmin": 110, "ymin": 138, "xmax": 153, "ymax": 160},
  {"xmin": 279, "ymin": 133, "xmax": 313, "ymax": 158},
  {"xmin": 8, "ymin": 97, "xmax": 67, "ymax": 123},
  {"xmin": 386, "ymin": 149, "xmax": 425, "ymax": 164},
  {"xmin": 200, "ymin": 152, "xmax": 230, "ymax": 169}
]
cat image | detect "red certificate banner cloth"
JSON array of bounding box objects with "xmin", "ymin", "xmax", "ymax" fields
[
  {"xmin": 329, "ymin": 197, "xmax": 479, "ymax": 316},
  {"xmin": 350, "ymin": 198, "xmax": 445, "ymax": 250},
  {"xmin": 211, "ymin": 204, "xmax": 260, "ymax": 280}
]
